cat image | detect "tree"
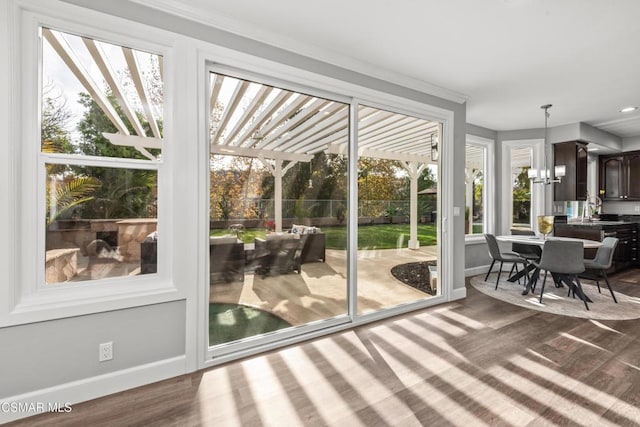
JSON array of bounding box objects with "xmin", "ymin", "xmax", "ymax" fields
[
  {"xmin": 42, "ymin": 87, "xmax": 101, "ymax": 224},
  {"xmin": 210, "ymin": 156, "xmax": 265, "ymax": 220},
  {"xmin": 73, "ymin": 92, "xmax": 157, "ymax": 219},
  {"xmin": 512, "ymin": 167, "xmax": 532, "ymax": 223}
]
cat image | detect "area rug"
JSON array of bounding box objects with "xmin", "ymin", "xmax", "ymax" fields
[
  {"xmin": 209, "ymin": 303, "xmax": 291, "ymax": 346},
  {"xmin": 470, "ymin": 274, "xmax": 640, "ymax": 320}
]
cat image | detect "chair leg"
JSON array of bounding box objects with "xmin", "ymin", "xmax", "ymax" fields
[
  {"xmin": 574, "ymin": 276, "xmax": 589, "ymax": 310},
  {"xmin": 523, "ymin": 262, "xmax": 530, "ymax": 282},
  {"xmin": 509, "ymin": 263, "xmax": 516, "ymax": 278},
  {"xmin": 595, "ymin": 273, "xmax": 601, "ymax": 293},
  {"xmin": 485, "ymin": 259, "xmax": 496, "ymax": 282},
  {"xmin": 531, "ymin": 268, "xmax": 540, "ymax": 293},
  {"xmin": 495, "ymin": 261, "xmax": 504, "ymax": 290},
  {"xmin": 539, "ymin": 270, "xmax": 548, "ymax": 304},
  {"xmin": 514, "ymin": 263, "xmax": 521, "ymax": 285},
  {"xmin": 602, "ymin": 271, "xmax": 617, "ymax": 303}
]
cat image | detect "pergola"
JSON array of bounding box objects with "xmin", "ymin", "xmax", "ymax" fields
[{"xmin": 45, "ymin": 28, "xmax": 440, "ymax": 249}]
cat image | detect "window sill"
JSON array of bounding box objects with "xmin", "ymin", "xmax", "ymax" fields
[
  {"xmin": 465, "ymin": 235, "xmax": 487, "ymax": 245},
  {"xmin": 2, "ymin": 277, "xmax": 182, "ymax": 327}
]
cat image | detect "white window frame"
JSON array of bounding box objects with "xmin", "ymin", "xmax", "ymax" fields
[
  {"xmin": 195, "ymin": 43, "xmax": 457, "ymax": 368},
  {"xmin": 1, "ymin": 1, "xmax": 181, "ymax": 327},
  {"xmin": 465, "ymin": 134, "xmax": 494, "ymax": 243},
  {"xmin": 500, "ymin": 139, "xmax": 545, "ymax": 235}
]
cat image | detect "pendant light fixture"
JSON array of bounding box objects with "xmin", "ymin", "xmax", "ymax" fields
[{"xmin": 528, "ymin": 104, "xmax": 565, "ymax": 184}]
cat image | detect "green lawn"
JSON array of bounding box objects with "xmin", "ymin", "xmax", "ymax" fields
[{"xmin": 211, "ymin": 223, "xmax": 438, "ymax": 250}]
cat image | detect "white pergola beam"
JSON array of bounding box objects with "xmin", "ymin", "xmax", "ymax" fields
[
  {"xmin": 359, "ymin": 115, "xmax": 413, "ymax": 141},
  {"xmin": 234, "ymin": 91, "xmax": 292, "ymax": 147},
  {"xmin": 83, "ymin": 38, "xmax": 147, "ymax": 137},
  {"xmin": 43, "ymin": 29, "xmax": 129, "ymax": 135},
  {"xmin": 211, "ymin": 79, "xmax": 250, "ymax": 144},
  {"xmin": 361, "ymin": 120, "xmax": 433, "ymax": 147},
  {"xmin": 268, "ymin": 105, "xmax": 348, "ymax": 152},
  {"xmin": 223, "ymin": 86, "xmax": 273, "ymax": 145},
  {"xmin": 274, "ymin": 107, "xmax": 348, "ymax": 153},
  {"xmin": 122, "ymin": 47, "xmax": 161, "ymax": 138},
  {"xmin": 209, "ymin": 74, "xmax": 225, "ymax": 115},
  {"xmin": 327, "ymin": 144, "xmax": 430, "ymax": 163},
  {"xmin": 256, "ymin": 98, "xmax": 330, "ymax": 148},
  {"xmin": 103, "ymin": 133, "xmax": 162, "ymax": 160},
  {"xmin": 251, "ymin": 95, "xmax": 311, "ymax": 146},
  {"xmin": 211, "ymin": 144, "xmax": 312, "ymax": 162}
]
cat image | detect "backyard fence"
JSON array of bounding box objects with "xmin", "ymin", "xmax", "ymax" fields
[{"xmin": 210, "ymin": 198, "xmax": 437, "ymax": 221}]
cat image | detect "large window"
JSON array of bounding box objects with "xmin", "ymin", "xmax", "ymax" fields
[
  {"xmin": 510, "ymin": 147, "xmax": 533, "ymax": 230},
  {"xmin": 501, "ymin": 139, "xmax": 544, "ymax": 234},
  {"xmin": 41, "ymin": 27, "xmax": 163, "ymax": 285},
  {"xmin": 465, "ymin": 135, "xmax": 494, "ymax": 237}
]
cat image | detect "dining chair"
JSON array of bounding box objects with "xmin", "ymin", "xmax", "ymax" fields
[
  {"xmin": 582, "ymin": 237, "xmax": 619, "ymax": 303},
  {"xmin": 508, "ymin": 229, "xmax": 542, "ymax": 278},
  {"xmin": 534, "ymin": 240, "xmax": 588, "ymax": 310},
  {"xmin": 484, "ymin": 234, "xmax": 528, "ymax": 290}
]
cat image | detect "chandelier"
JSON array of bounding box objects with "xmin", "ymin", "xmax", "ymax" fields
[{"xmin": 528, "ymin": 104, "xmax": 565, "ymax": 184}]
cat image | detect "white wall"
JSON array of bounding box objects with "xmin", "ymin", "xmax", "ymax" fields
[{"xmin": 623, "ymin": 136, "xmax": 640, "ymax": 152}]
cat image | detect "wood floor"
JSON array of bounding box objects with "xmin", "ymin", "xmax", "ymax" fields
[{"xmin": 9, "ymin": 269, "xmax": 640, "ymax": 426}]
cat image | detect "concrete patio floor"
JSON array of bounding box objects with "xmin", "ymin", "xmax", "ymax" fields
[{"xmin": 210, "ymin": 245, "xmax": 439, "ymax": 327}]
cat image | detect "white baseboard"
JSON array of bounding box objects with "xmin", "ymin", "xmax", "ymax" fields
[
  {"xmin": 451, "ymin": 286, "xmax": 467, "ymax": 301},
  {"xmin": 0, "ymin": 356, "xmax": 186, "ymax": 424},
  {"xmin": 465, "ymin": 264, "xmax": 490, "ymax": 277}
]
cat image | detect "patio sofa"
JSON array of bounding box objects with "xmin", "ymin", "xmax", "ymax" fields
[
  {"xmin": 140, "ymin": 234, "xmax": 245, "ymax": 283},
  {"xmin": 289, "ymin": 224, "xmax": 326, "ymax": 264},
  {"xmin": 253, "ymin": 234, "xmax": 303, "ymax": 277}
]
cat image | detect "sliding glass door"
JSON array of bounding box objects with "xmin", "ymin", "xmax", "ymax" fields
[
  {"xmin": 206, "ymin": 71, "xmax": 349, "ymax": 350},
  {"xmin": 355, "ymin": 105, "xmax": 441, "ymax": 315}
]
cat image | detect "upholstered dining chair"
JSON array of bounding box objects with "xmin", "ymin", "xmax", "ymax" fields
[
  {"xmin": 484, "ymin": 234, "xmax": 528, "ymax": 290},
  {"xmin": 508, "ymin": 229, "xmax": 542, "ymax": 277},
  {"xmin": 534, "ymin": 240, "xmax": 588, "ymax": 309},
  {"xmin": 582, "ymin": 237, "xmax": 619, "ymax": 303}
]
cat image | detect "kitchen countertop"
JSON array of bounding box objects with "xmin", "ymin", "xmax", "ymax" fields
[{"xmin": 556, "ymin": 221, "xmax": 633, "ymax": 228}]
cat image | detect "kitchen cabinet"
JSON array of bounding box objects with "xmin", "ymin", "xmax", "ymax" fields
[
  {"xmin": 554, "ymin": 222, "xmax": 638, "ymax": 272},
  {"xmin": 553, "ymin": 141, "xmax": 588, "ymax": 201},
  {"xmin": 599, "ymin": 151, "xmax": 640, "ymax": 200}
]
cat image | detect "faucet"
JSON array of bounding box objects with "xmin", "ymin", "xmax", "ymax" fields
[{"xmin": 582, "ymin": 193, "xmax": 602, "ymax": 222}]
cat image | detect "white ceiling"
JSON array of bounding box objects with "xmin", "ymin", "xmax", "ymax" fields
[{"xmin": 141, "ymin": 0, "xmax": 640, "ymax": 138}]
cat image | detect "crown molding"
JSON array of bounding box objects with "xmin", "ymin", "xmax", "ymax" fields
[{"xmin": 129, "ymin": 0, "xmax": 468, "ymax": 104}]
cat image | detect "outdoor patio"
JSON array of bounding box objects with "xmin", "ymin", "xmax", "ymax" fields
[{"xmin": 210, "ymin": 245, "xmax": 438, "ymax": 326}]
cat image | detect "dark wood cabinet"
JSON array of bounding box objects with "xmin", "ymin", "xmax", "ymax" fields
[
  {"xmin": 626, "ymin": 152, "xmax": 640, "ymax": 199},
  {"xmin": 553, "ymin": 141, "xmax": 588, "ymax": 201},
  {"xmin": 599, "ymin": 151, "xmax": 640, "ymax": 200},
  {"xmin": 554, "ymin": 223, "xmax": 638, "ymax": 272}
]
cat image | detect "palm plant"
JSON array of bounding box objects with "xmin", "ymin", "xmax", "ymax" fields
[{"xmin": 43, "ymin": 140, "xmax": 101, "ymax": 224}]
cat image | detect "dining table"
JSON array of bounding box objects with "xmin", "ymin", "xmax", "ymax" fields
[{"xmin": 495, "ymin": 234, "xmax": 602, "ymax": 296}]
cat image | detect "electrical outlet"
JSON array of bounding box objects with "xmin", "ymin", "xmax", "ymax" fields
[{"xmin": 99, "ymin": 342, "xmax": 113, "ymax": 362}]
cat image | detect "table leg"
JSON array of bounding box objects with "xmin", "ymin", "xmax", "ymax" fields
[
  {"xmin": 522, "ymin": 267, "xmax": 540, "ymax": 295},
  {"xmin": 508, "ymin": 263, "xmax": 535, "ymax": 283}
]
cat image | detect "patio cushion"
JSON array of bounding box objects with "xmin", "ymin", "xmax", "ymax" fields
[
  {"xmin": 291, "ymin": 224, "xmax": 306, "ymax": 235},
  {"xmin": 210, "ymin": 235, "xmax": 240, "ymax": 245}
]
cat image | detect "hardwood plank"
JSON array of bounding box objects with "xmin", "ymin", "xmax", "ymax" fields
[{"xmin": 7, "ymin": 270, "xmax": 640, "ymax": 426}]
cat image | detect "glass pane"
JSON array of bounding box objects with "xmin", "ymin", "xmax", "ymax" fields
[
  {"xmin": 41, "ymin": 28, "xmax": 163, "ymax": 159},
  {"xmin": 207, "ymin": 72, "xmax": 349, "ymax": 347},
  {"xmin": 466, "ymin": 144, "xmax": 485, "ymax": 235},
  {"xmin": 45, "ymin": 164, "xmax": 158, "ymax": 284},
  {"xmin": 511, "ymin": 147, "xmax": 532, "ymax": 230},
  {"xmin": 356, "ymin": 105, "xmax": 440, "ymax": 315}
]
